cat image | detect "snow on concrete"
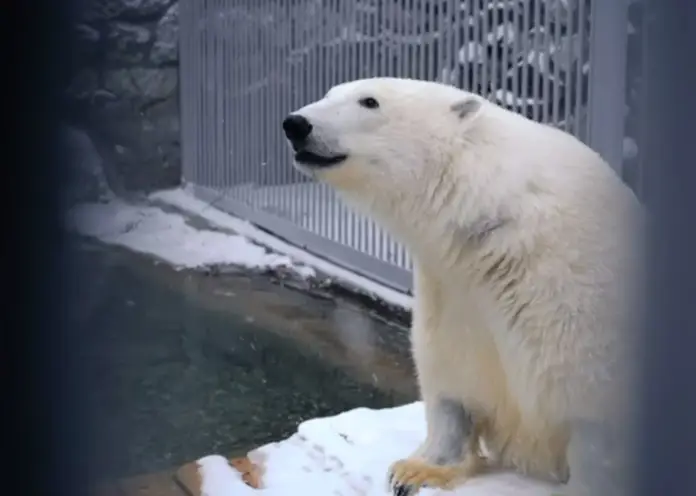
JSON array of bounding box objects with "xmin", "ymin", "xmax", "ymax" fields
[
  {"xmin": 223, "ymin": 181, "xmax": 412, "ymax": 269},
  {"xmin": 197, "ymin": 402, "xmax": 563, "ymax": 496},
  {"xmin": 150, "ymin": 187, "xmax": 413, "ymax": 310},
  {"xmin": 66, "ymin": 198, "xmax": 316, "ymax": 277}
]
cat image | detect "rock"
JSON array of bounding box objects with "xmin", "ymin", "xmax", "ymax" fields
[
  {"xmin": 93, "ymin": 89, "xmax": 119, "ymax": 105},
  {"xmin": 106, "ymin": 21, "xmax": 152, "ymax": 64},
  {"xmin": 151, "ymin": 2, "xmax": 179, "ymax": 65},
  {"xmin": 66, "ymin": 69, "xmax": 99, "ymax": 100},
  {"xmin": 103, "ymin": 67, "xmax": 178, "ymax": 101},
  {"xmin": 60, "ymin": 125, "xmax": 113, "ymax": 205},
  {"xmin": 102, "ymin": 69, "xmax": 138, "ymax": 99},
  {"xmin": 119, "ymin": 0, "xmax": 173, "ymax": 17},
  {"xmin": 68, "ymin": 0, "xmax": 181, "ymax": 194},
  {"xmin": 74, "ymin": 23, "xmax": 102, "ymax": 61},
  {"xmin": 132, "ymin": 66, "xmax": 178, "ymax": 100},
  {"xmin": 139, "ymin": 97, "xmax": 182, "ymax": 179},
  {"xmin": 81, "ymin": 0, "xmax": 126, "ymax": 21},
  {"xmin": 75, "ymin": 23, "xmax": 101, "ymax": 43},
  {"xmin": 81, "ymin": 77, "xmax": 181, "ymax": 191},
  {"xmin": 82, "ymin": 0, "xmax": 173, "ymax": 21}
]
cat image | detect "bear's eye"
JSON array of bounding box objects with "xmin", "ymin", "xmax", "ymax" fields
[{"xmin": 358, "ymin": 97, "xmax": 379, "ymax": 109}]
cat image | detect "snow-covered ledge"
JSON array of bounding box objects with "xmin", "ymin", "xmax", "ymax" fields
[
  {"xmin": 177, "ymin": 403, "xmax": 562, "ymax": 495},
  {"xmin": 149, "ymin": 187, "xmax": 414, "ymax": 311},
  {"xmin": 65, "ymin": 194, "xmax": 314, "ymax": 278},
  {"xmin": 65, "ymin": 184, "xmax": 412, "ymax": 312}
]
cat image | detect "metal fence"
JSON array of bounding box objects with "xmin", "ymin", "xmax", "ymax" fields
[{"xmin": 179, "ymin": 0, "xmax": 632, "ymax": 293}]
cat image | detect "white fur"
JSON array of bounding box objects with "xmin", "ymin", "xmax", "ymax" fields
[{"xmin": 289, "ymin": 77, "xmax": 644, "ymax": 491}]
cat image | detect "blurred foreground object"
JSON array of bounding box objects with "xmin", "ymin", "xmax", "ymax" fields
[{"xmin": 633, "ymin": 0, "xmax": 696, "ymax": 494}]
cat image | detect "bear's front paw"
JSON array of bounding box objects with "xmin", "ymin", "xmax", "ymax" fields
[
  {"xmin": 387, "ymin": 453, "xmax": 488, "ymax": 496},
  {"xmin": 388, "ymin": 458, "xmax": 445, "ymax": 496},
  {"xmin": 388, "ymin": 457, "xmax": 481, "ymax": 496}
]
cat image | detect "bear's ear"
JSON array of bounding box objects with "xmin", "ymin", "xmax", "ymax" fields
[{"xmin": 450, "ymin": 97, "xmax": 482, "ymax": 120}]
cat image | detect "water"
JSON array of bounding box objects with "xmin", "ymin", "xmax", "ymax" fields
[{"xmin": 67, "ymin": 237, "xmax": 417, "ymax": 480}]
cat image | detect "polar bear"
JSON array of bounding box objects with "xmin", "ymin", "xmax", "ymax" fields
[{"xmin": 282, "ymin": 77, "xmax": 644, "ymax": 496}]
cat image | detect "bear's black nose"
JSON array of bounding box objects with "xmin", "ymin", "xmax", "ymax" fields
[{"xmin": 282, "ymin": 114, "xmax": 313, "ymax": 143}]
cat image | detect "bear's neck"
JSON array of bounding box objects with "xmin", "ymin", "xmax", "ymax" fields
[{"xmin": 367, "ymin": 194, "xmax": 514, "ymax": 277}]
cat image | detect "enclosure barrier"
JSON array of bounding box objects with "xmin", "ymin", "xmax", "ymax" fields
[{"xmin": 179, "ymin": 0, "xmax": 631, "ymax": 293}]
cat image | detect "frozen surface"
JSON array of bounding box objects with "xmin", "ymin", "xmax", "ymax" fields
[
  {"xmin": 66, "ymin": 198, "xmax": 315, "ymax": 277},
  {"xmin": 198, "ymin": 402, "xmax": 563, "ymax": 496}
]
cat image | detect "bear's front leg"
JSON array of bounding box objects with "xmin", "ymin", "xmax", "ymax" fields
[{"xmin": 387, "ymin": 397, "xmax": 489, "ymax": 496}]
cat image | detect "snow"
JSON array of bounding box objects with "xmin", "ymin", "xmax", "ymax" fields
[
  {"xmin": 151, "ymin": 186, "xmax": 414, "ymax": 310},
  {"xmin": 197, "ymin": 402, "xmax": 563, "ymax": 495},
  {"xmin": 65, "ymin": 198, "xmax": 316, "ymax": 277}
]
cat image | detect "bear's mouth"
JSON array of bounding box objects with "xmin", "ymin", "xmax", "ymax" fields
[{"xmin": 294, "ymin": 150, "xmax": 347, "ymax": 168}]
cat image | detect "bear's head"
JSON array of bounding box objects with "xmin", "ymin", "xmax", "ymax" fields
[{"xmin": 281, "ymin": 78, "xmax": 486, "ymax": 219}]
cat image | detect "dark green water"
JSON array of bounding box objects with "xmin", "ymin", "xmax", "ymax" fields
[{"xmin": 68, "ymin": 237, "xmax": 416, "ymax": 480}]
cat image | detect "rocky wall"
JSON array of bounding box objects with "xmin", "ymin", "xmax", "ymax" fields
[{"xmin": 64, "ymin": 0, "xmax": 181, "ymax": 204}]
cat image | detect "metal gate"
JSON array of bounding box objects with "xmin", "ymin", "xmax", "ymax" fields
[{"xmin": 179, "ymin": 0, "xmax": 630, "ymax": 293}]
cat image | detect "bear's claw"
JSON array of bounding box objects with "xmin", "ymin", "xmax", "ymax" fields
[
  {"xmin": 387, "ymin": 459, "xmax": 457, "ymax": 495},
  {"xmin": 387, "ymin": 455, "xmax": 486, "ymax": 496}
]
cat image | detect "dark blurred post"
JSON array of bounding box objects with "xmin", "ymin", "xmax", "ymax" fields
[
  {"xmin": 11, "ymin": 1, "xmax": 94, "ymax": 496},
  {"xmin": 634, "ymin": 0, "xmax": 696, "ymax": 494}
]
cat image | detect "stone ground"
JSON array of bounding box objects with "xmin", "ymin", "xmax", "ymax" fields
[{"xmin": 69, "ymin": 236, "xmax": 417, "ymax": 494}]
